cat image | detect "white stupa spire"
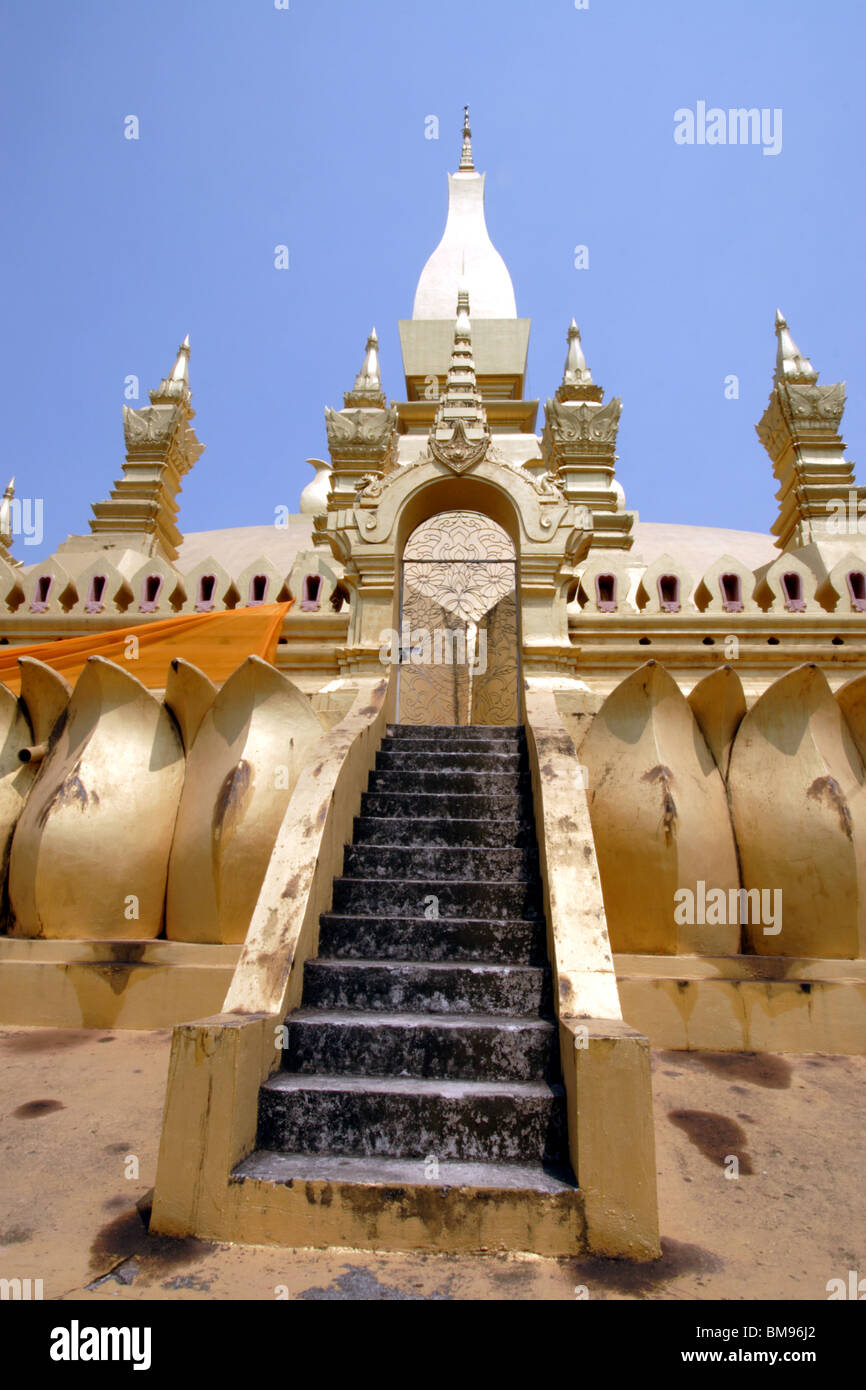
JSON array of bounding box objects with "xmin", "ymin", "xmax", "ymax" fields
[{"xmin": 412, "ymin": 109, "xmax": 517, "ymax": 320}]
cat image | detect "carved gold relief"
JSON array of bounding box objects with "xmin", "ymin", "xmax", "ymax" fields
[{"xmin": 398, "ymin": 513, "xmax": 518, "ymax": 727}]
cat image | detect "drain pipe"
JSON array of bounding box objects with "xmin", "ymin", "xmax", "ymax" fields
[{"xmin": 19, "ymin": 743, "xmax": 48, "ymax": 764}]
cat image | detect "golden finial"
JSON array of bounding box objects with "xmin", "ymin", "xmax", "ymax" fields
[
  {"xmin": 563, "ymin": 319, "xmax": 592, "ymax": 386},
  {"xmin": 459, "ymin": 105, "xmax": 475, "ymax": 172},
  {"xmin": 774, "ymin": 309, "xmax": 817, "ymax": 384}
]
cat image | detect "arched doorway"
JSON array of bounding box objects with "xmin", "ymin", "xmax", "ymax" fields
[{"xmin": 397, "ymin": 510, "xmax": 519, "ymax": 725}]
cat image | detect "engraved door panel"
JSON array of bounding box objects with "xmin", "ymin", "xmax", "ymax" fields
[{"xmin": 397, "ymin": 512, "xmax": 519, "ymax": 726}]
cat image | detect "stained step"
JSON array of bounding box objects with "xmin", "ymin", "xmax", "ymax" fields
[
  {"xmin": 342, "ymin": 843, "xmax": 536, "ymax": 883},
  {"xmin": 257, "ymin": 1072, "xmax": 567, "ymax": 1163},
  {"xmin": 283, "ymin": 1009, "xmax": 557, "ymax": 1082},
  {"xmin": 380, "ymin": 737, "xmax": 522, "ymax": 757},
  {"xmin": 376, "ymin": 750, "xmax": 525, "ymax": 775},
  {"xmin": 303, "ymin": 959, "xmax": 552, "ymax": 1017},
  {"xmin": 367, "ymin": 770, "xmax": 532, "ymax": 797},
  {"xmin": 361, "ymin": 790, "xmax": 530, "ymax": 820},
  {"xmin": 234, "ymin": 1150, "xmax": 577, "ymax": 1194},
  {"xmin": 317, "ymin": 914, "xmax": 548, "ymax": 965},
  {"xmin": 353, "ymin": 816, "xmax": 534, "ymax": 849},
  {"xmin": 330, "ymin": 877, "xmax": 541, "ymax": 920},
  {"xmin": 386, "ymin": 725, "xmax": 522, "ymax": 741}
]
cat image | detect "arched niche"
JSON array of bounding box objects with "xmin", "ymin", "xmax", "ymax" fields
[{"xmin": 394, "ymin": 473, "xmax": 523, "ymax": 559}]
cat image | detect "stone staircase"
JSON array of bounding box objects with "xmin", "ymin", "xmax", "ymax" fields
[{"xmin": 233, "ymin": 724, "xmax": 585, "ymax": 1253}]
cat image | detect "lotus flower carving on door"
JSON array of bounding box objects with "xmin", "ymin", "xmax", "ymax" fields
[{"xmin": 399, "ymin": 512, "xmax": 519, "ymax": 726}]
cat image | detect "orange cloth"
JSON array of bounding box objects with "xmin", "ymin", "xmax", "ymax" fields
[{"xmin": 0, "ymin": 602, "xmax": 291, "ymax": 695}]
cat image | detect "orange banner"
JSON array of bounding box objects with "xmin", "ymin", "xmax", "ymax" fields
[{"xmin": 0, "ymin": 602, "xmax": 291, "ymax": 695}]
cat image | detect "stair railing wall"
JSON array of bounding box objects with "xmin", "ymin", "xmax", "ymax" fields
[
  {"xmin": 150, "ymin": 670, "xmax": 394, "ymax": 1241},
  {"xmin": 523, "ymin": 679, "xmax": 661, "ymax": 1259}
]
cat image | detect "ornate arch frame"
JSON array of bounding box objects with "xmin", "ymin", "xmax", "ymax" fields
[{"xmin": 319, "ymin": 451, "xmax": 592, "ymax": 697}]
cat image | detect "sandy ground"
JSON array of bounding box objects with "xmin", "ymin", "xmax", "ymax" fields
[{"xmin": 0, "ymin": 1024, "xmax": 862, "ymax": 1301}]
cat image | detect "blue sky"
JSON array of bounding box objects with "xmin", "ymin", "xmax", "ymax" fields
[{"xmin": 1, "ymin": 0, "xmax": 864, "ymax": 561}]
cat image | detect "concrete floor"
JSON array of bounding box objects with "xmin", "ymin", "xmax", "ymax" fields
[{"xmin": 0, "ymin": 1024, "xmax": 862, "ymax": 1300}]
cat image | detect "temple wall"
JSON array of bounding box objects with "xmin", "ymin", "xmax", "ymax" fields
[{"xmin": 0, "ymin": 511, "xmax": 864, "ymax": 1048}]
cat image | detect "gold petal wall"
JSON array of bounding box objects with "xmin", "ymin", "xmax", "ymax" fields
[
  {"xmin": 164, "ymin": 657, "xmax": 217, "ymax": 753},
  {"xmin": 0, "ymin": 684, "xmax": 36, "ymax": 920},
  {"xmin": 165, "ymin": 656, "xmax": 324, "ymax": 944},
  {"xmin": 8, "ymin": 656, "xmax": 185, "ymax": 939},
  {"xmin": 18, "ymin": 657, "xmax": 72, "ymax": 745},
  {"xmin": 687, "ymin": 666, "xmax": 747, "ymax": 781},
  {"xmin": 836, "ymin": 671, "xmax": 866, "ymax": 766},
  {"xmin": 580, "ymin": 661, "xmax": 741, "ymax": 955},
  {"xmin": 0, "ymin": 648, "xmax": 863, "ymax": 965},
  {"xmin": 727, "ymin": 664, "xmax": 866, "ymax": 958}
]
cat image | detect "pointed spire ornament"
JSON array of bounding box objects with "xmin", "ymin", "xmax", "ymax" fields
[
  {"xmin": 458, "ymin": 105, "xmax": 475, "ymax": 172},
  {"xmin": 353, "ymin": 329, "xmax": 382, "ymax": 393},
  {"xmin": 0, "ymin": 477, "xmax": 15, "ymax": 558},
  {"xmin": 542, "ymin": 317, "xmax": 633, "ymax": 550},
  {"xmin": 171, "ymin": 334, "xmax": 191, "ymax": 382},
  {"xmin": 82, "ymin": 333, "xmax": 204, "ymax": 563},
  {"xmin": 554, "ymin": 319, "xmax": 603, "ymax": 404},
  {"xmin": 757, "ymin": 309, "xmax": 859, "ymax": 551},
  {"xmin": 152, "ymin": 335, "xmax": 192, "ymax": 403},
  {"xmin": 344, "ymin": 327, "xmax": 387, "ymax": 407},
  {"xmin": 562, "ymin": 319, "xmax": 593, "ymax": 388},
  {"xmin": 774, "ymin": 309, "xmax": 817, "ymax": 385},
  {"xmin": 429, "ymin": 286, "xmax": 490, "ymax": 473}
]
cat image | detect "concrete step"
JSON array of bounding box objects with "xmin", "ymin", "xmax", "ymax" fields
[
  {"xmin": 361, "ymin": 790, "xmax": 530, "ymax": 820},
  {"xmin": 330, "ymin": 877, "xmax": 542, "ymax": 920},
  {"xmin": 386, "ymin": 725, "xmax": 523, "ymax": 741},
  {"xmin": 381, "ymin": 737, "xmax": 523, "ymax": 757},
  {"xmin": 236, "ymin": 1149, "xmax": 576, "ymax": 1191},
  {"xmin": 283, "ymin": 1009, "xmax": 557, "ymax": 1082},
  {"xmin": 367, "ymin": 769, "xmax": 532, "ymax": 797},
  {"xmin": 376, "ymin": 750, "xmax": 525, "ymax": 775},
  {"xmin": 317, "ymin": 913, "xmax": 548, "ymax": 965},
  {"xmin": 303, "ymin": 959, "xmax": 552, "ymax": 1017},
  {"xmin": 257, "ymin": 1072, "xmax": 567, "ymax": 1163},
  {"xmin": 342, "ymin": 843, "xmax": 537, "ymax": 883},
  {"xmin": 353, "ymin": 816, "xmax": 535, "ymax": 849},
  {"xmin": 229, "ymin": 1150, "xmax": 585, "ymax": 1257}
]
